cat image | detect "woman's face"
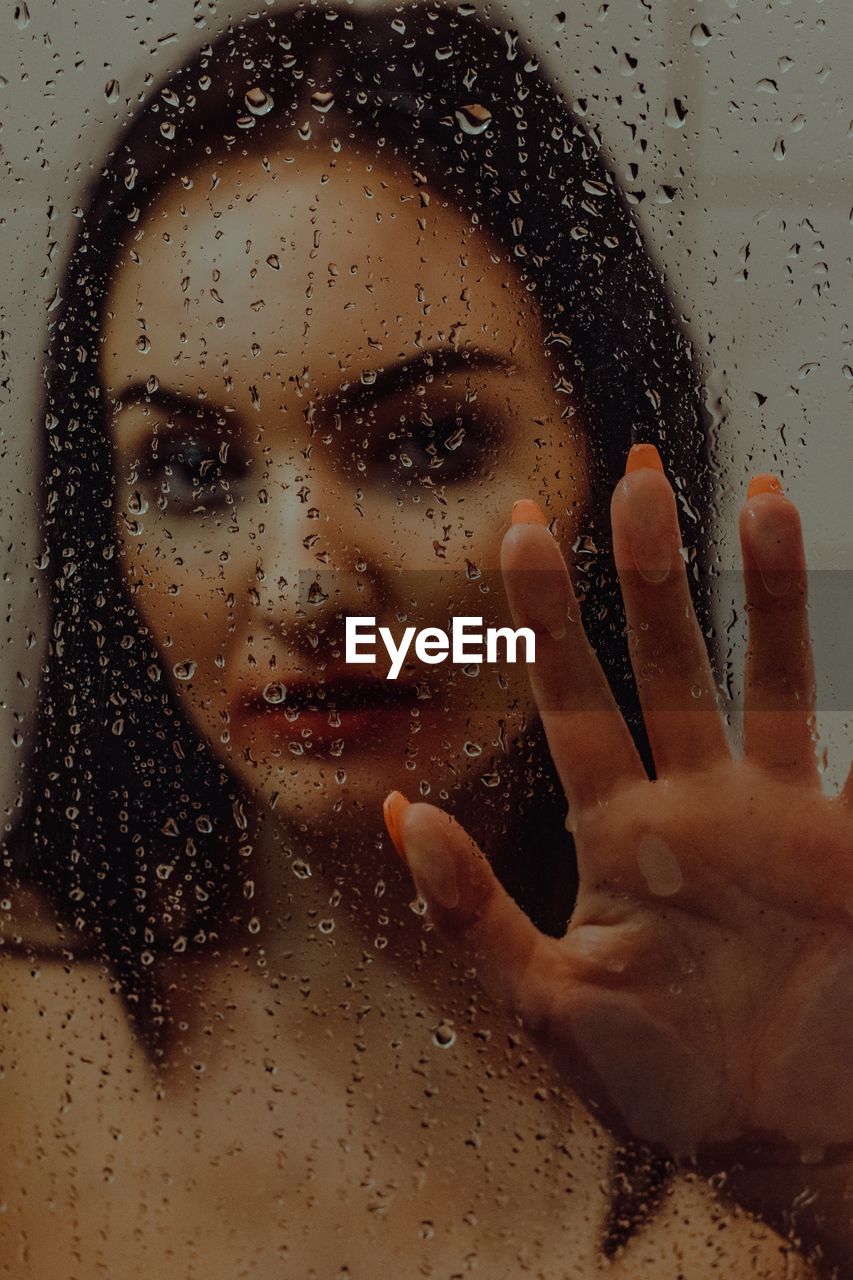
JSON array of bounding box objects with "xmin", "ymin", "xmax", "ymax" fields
[{"xmin": 100, "ymin": 141, "xmax": 587, "ymax": 834}]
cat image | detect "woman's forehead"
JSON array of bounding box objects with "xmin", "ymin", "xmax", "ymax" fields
[{"xmin": 101, "ymin": 144, "xmax": 542, "ymax": 402}]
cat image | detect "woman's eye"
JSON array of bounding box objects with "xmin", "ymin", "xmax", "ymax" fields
[
  {"xmin": 388, "ymin": 413, "xmax": 493, "ymax": 485},
  {"xmin": 142, "ymin": 435, "xmax": 251, "ymax": 513}
]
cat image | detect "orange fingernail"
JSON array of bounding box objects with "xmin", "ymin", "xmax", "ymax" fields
[
  {"xmin": 626, "ymin": 443, "xmax": 665, "ymax": 475},
  {"xmin": 383, "ymin": 791, "xmax": 411, "ymax": 863},
  {"xmin": 747, "ymin": 473, "xmax": 784, "ymax": 500},
  {"xmin": 511, "ymin": 499, "xmax": 548, "ymax": 526}
]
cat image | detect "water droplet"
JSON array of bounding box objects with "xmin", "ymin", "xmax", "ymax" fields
[
  {"xmin": 463, "ymin": 741, "xmax": 482, "ymax": 757},
  {"xmin": 136, "ymin": 334, "xmax": 150, "ymax": 354},
  {"xmin": 160, "ymin": 120, "xmax": 176, "ymax": 141},
  {"xmin": 14, "ymin": 3, "xmax": 30, "ymax": 28},
  {"xmin": 196, "ymin": 815, "xmax": 213, "ymax": 834},
  {"xmin": 690, "ymin": 22, "xmax": 712, "ymax": 47},
  {"xmin": 127, "ymin": 491, "xmax": 148, "ymax": 516},
  {"xmin": 455, "ymin": 102, "xmax": 492, "ymax": 135},
  {"xmin": 245, "ymin": 86, "xmax": 273, "ymax": 116},
  {"xmin": 173, "ymin": 660, "xmax": 197, "ymax": 681},
  {"xmin": 104, "ymin": 79, "xmax": 120, "ymax": 104},
  {"xmin": 664, "ymin": 97, "xmax": 688, "ymax": 129},
  {"xmin": 318, "ymin": 918, "xmax": 335, "ymax": 934},
  {"xmin": 307, "ymin": 580, "xmax": 329, "ymax": 605},
  {"xmin": 146, "ymin": 374, "xmax": 159, "ymax": 394},
  {"xmin": 266, "ymin": 253, "xmax": 280, "ymax": 270},
  {"xmin": 263, "ymin": 682, "xmax": 287, "ymax": 705},
  {"xmin": 637, "ymin": 835, "xmax": 683, "ymax": 896},
  {"xmin": 433, "ymin": 1023, "xmax": 457, "ymax": 1048},
  {"xmin": 292, "ymin": 859, "xmax": 312, "ymax": 880},
  {"xmin": 311, "ymin": 90, "xmax": 335, "ymax": 113}
]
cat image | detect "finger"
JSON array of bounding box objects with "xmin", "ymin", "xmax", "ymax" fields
[
  {"xmin": 501, "ymin": 509, "xmax": 646, "ymax": 811},
  {"xmin": 739, "ymin": 475, "xmax": 818, "ymax": 785},
  {"xmin": 388, "ymin": 795, "xmax": 566, "ymax": 1033},
  {"xmin": 611, "ymin": 447, "xmax": 730, "ymax": 775}
]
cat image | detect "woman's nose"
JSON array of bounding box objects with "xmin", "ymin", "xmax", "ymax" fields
[{"xmin": 250, "ymin": 455, "xmax": 390, "ymax": 634}]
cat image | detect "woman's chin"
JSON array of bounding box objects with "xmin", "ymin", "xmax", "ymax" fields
[{"xmin": 227, "ymin": 745, "xmax": 483, "ymax": 832}]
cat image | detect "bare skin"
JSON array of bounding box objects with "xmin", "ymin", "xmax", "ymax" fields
[
  {"xmin": 0, "ymin": 145, "xmax": 826, "ymax": 1276},
  {"xmin": 394, "ymin": 463, "xmax": 853, "ymax": 1276},
  {"xmin": 101, "ymin": 144, "xmax": 587, "ymax": 839},
  {"xmin": 0, "ymin": 886, "xmax": 812, "ymax": 1279},
  {"xmin": 0, "ymin": 474, "xmax": 822, "ymax": 1279}
]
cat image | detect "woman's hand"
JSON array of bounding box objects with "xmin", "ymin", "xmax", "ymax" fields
[{"xmin": 383, "ymin": 445, "xmax": 853, "ymax": 1181}]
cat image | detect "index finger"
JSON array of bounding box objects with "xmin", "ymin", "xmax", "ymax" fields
[{"xmin": 501, "ymin": 505, "xmax": 646, "ymax": 812}]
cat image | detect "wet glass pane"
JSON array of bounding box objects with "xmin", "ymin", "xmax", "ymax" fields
[{"xmin": 1, "ymin": 2, "xmax": 850, "ymax": 1275}]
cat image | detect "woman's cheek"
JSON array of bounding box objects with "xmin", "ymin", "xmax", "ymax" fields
[{"xmin": 117, "ymin": 514, "xmax": 246, "ymax": 715}]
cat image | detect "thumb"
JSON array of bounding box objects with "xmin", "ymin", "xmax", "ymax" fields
[{"xmin": 384, "ymin": 793, "xmax": 560, "ymax": 1028}]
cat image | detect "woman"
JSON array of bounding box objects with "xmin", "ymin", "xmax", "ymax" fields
[{"xmin": 1, "ymin": 3, "xmax": 846, "ymax": 1275}]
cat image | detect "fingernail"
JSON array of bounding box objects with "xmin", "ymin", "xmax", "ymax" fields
[
  {"xmin": 511, "ymin": 498, "xmax": 549, "ymax": 526},
  {"xmin": 626, "ymin": 443, "xmax": 665, "ymax": 475},
  {"xmin": 506, "ymin": 506, "xmax": 567, "ymax": 639},
  {"xmin": 404, "ymin": 829, "xmax": 460, "ymax": 910},
  {"xmin": 383, "ymin": 791, "xmax": 411, "ymax": 863},
  {"xmin": 747, "ymin": 473, "xmax": 784, "ymax": 500},
  {"xmin": 743, "ymin": 496, "xmax": 794, "ymax": 598},
  {"xmin": 622, "ymin": 474, "xmax": 673, "ymax": 585}
]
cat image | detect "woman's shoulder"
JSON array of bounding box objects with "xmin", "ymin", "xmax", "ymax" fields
[{"xmin": 0, "ymin": 880, "xmax": 97, "ymax": 962}]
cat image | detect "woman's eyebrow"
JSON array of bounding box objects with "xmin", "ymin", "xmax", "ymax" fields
[
  {"xmin": 112, "ymin": 383, "xmax": 226, "ymax": 424},
  {"xmin": 329, "ymin": 346, "xmax": 514, "ymax": 415},
  {"xmin": 112, "ymin": 346, "xmax": 512, "ymax": 423}
]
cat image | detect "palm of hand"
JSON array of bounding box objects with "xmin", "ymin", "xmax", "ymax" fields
[
  {"xmin": 389, "ymin": 459, "xmax": 853, "ymax": 1162},
  {"xmin": 554, "ymin": 764, "xmax": 853, "ymax": 1155}
]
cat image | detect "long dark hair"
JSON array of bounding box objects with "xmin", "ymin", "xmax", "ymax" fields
[{"xmin": 8, "ymin": 2, "xmax": 709, "ymax": 1246}]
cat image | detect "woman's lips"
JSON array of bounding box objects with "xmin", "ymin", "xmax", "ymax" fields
[{"xmin": 234, "ymin": 671, "xmax": 422, "ymax": 743}]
